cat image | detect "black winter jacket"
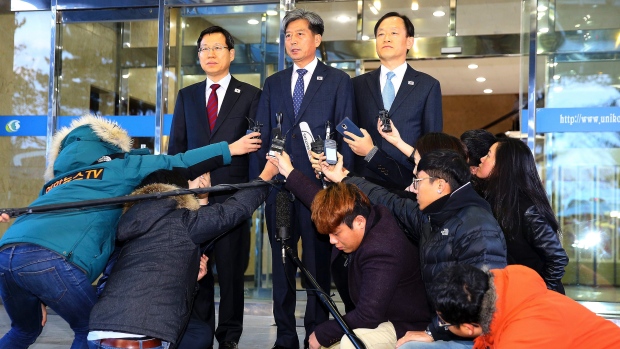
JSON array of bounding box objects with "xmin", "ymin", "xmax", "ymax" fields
[
  {"xmin": 345, "ymin": 177, "xmax": 507, "ymax": 340},
  {"xmin": 89, "ymin": 180, "xmax": 269, "ymax": 345},
  {"xmin": 506, "ymin": 196, "xmax": 568, "ymax": 293}
]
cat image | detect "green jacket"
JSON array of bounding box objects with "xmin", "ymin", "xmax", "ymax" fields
[{"xmin": 0, "ymin": 115, "xmax": 231, "ymax": 281}]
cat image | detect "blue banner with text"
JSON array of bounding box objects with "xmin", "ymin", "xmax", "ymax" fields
[{"xmin": 0, "ymin": 115, "xmax": 173, "ymax": 137}]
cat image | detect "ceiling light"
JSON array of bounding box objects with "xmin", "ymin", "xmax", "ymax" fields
[
  {"xmin": 553, "ymin": 75, "xmax": 560, "ymax": 80},
  {"xmin": 476, "ymin": 77, "xmax": 486, "ymax": 82},
  {"xmin": 575, "ymin": 24, "xmax": 581, "ymax": 28},
  {"xmin": 368, "ymin": 4, "xmax": 379, "ymax": 15},
  {"xmin": 537, "ymin": 5, "xmax": 548, "ymax": 11},
  {"xmin": 411, "ymin": 1, "xmax": 419, "ymax": 11},
  {"xmin": 247, "ymin": 19, "xmax": 259, "ymax": 25},
  {"xmin": 433, "ymin": 11, "xmax": 445, "ymax": 17},
  {"xmin": 331, "ymin": 63, "xmax": 338, "ymax": 67},
  {"xmin": 266, "ymin": 10, "xmax": 278, "ymax": 16},
  {"xmin": 337, "ymin": 15, "xmax": 352, "ymax": 23},
  {"xmin": 373, "ymin": 0, "xmax": 382, "ymax": 11},
  {"xmin": 539, "ymin": 27, "xmax": 549, "ymax": 33},
  {"xmin": 468, "ymin": 64, "xmax": 478, "ymax": 69},
  {"xmin": 483, "ymin": 89, "xmax": 493, "ymax": 94},
  {"xmin": 362, "ymin": 35, "xmax": 370, "ymax": 41}
]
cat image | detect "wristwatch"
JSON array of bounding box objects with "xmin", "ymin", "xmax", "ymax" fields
[{"xmin": 424, "ymin": 326, "xmax": 434, "ymax": 341}]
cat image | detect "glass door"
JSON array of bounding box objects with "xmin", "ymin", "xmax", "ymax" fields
[{"xmin": 55, "ymin": 8, "xmax": 160, "ymax": 151}]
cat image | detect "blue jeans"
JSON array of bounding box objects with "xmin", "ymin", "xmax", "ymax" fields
[
  {"xmin": 0, "ymin": 243, "xmax": 97, "ymax": 349},
  {"xmin": 399, "ymin": 340, "xmax": 474, "ymax": 349},
  {"xmin": 88, "ymin": 340, "xmax": 170, "ymax": 349}
]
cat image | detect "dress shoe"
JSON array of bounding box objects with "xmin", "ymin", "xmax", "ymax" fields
[{"xmin": 219, "ymin": 341, "xmax": 239, "ymax": 349}]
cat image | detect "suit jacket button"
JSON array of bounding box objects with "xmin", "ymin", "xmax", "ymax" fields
[{"xmin": 292, "ymin": 133, "xmax": 297, "ymax": 139}]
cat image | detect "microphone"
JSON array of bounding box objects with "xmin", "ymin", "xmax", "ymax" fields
[
  {"xmin": 275, "ymin": 191, "xmax": 291, "ymax": 265},
  {"xmin": 300, "ymin": 121, "xmax": 327, "ymax": 188}
]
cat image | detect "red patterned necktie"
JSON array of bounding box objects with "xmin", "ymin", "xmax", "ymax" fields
[{"xmin": 207, "ymin": 84, "xmax": 220, "ymax": 131}]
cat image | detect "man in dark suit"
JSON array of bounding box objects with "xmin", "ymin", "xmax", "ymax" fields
[
  {"xmin": 348, "ymin": 12, "xmax": 443, "ymax": 189},
  {"xmin": 251, "ymin": 8, "xmax": 354, "ymax": 349},
  {"xmin": 168, "ymin": 26, "xmax": 261, "ymax": 349}
]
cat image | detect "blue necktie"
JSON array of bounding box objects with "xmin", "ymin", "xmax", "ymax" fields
[
  {"xmin": 293, "ymin": 69, "xmax": 308, "ymax": 117},
  {"xmin": 382, "ymin": 71, "xmax": 396, "ymax": 111}
]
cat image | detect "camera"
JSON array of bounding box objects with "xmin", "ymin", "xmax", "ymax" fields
[
  {"xmin": 378, "ymin": 109, "xmax": 392, "ymax": 133},
  {"xmin": 268, "ymin": 129, "xmax": 285, "ymax": 157}
]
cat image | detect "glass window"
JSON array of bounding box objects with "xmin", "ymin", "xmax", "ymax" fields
[
  {"xmin": 0, "ymin": 11, "xmax": 51, "ymax": 236},
  {"xmin": 58, "ymin": 16, "xmax": 159, "ymax": 150}
]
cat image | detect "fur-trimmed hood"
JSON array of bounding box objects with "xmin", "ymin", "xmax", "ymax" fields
[
  {"xmin": 478, "ymin": 271, "xmax": 496, "ymax": 335},
  {"xmin": 123, "ymin": 183, "xmax": 200, "ymax": 214},
  {"xmin": 45, "ymin": 115, "xmax": 133, "ymax": 181},
  {"xmin": 117, "ymin": 183, "xmax": 200, "ymax": 242}
]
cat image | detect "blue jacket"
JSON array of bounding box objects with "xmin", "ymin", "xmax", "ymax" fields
[{"xmin": 0, "ymin": 116, "xmax": 231, "ymax": 282}]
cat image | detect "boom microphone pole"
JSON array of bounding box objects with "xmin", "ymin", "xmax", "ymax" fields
[
  {"xmin": 283, "ymin": 245, "xmax": 367, "ymax": 349},
  {"xmin": 0, "ymin": 179, "xmax": 284, "ymax": 218}
]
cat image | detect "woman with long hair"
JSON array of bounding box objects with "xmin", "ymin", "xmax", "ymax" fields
[{"xmin": 477, "ymin": 137, "xmax": 569, "ymax": 293}]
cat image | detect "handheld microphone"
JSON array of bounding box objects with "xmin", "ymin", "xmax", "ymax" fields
[
  {"xmin": 275, "ymin": 191, "xmax": 291, "ymax": 265},
  {"xmin": 310, "ymin": 137, "xmax": 328, "ymax": 189},
  {"xmin": 300, "ymin": 122, "xmax": 328, "ymax": 188}
]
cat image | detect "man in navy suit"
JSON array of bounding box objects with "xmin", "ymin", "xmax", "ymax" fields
[
  {"xmin": 348, "ymin": 12, "xmax": 443, "ymax": 189},
  {"xmin": 168, "ymin": 26, "xmax": 261, "ymax": 349},
  {"xmin": 252, "ymin": 8, "xmax": 354, "ymax": 349}
]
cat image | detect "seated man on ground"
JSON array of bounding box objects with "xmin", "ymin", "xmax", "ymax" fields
[
  {"xmin": 269, "ymin": 152, "xmax": 431, "ymax": 349},
  {"xmin": 87, "ymin": 164, "xmax": 278, "ymax": 349},
  {"xmin": 431, "ymin": 264, "xmax": 620, "ymax": 349}
]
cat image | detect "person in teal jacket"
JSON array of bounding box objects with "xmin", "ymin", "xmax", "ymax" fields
[{"xmin": 0, "ymin": 115, "xmax": 261, "ymax": 349}]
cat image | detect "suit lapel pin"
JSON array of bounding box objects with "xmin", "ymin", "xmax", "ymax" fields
[
  {"xmin": 234, "ymin": 88, "xmax": 241, "ymax": 93},
  {"xmin": 408, "ymin": 81, "xmax": 414, "ymax": 85},
  {"xmin": 317, "ymin": 76, "xmax": 323, "ymax": 81}
]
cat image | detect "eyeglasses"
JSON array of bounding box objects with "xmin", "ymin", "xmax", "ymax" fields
[
  {"xmin": 198, "ymin": 45, "xmax": 229, "ymax": 54},
  {"xmin": 411, "ymin": 177, "xmax": 435, "ymax": 191},
  {"xmin": 437, "ymin": 315, "xmax": 453, "ymax": 329}
]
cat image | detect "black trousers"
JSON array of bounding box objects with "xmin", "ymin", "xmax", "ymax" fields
[
  {"xmin": 266, "ymin": 193, "xmax": 332, "ymax": 349},
  {"xmin": 190, "ymin": 219, "xmax": 251, "ymax": 346}
]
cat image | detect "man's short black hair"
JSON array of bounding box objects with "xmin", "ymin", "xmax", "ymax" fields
[
  {"xmin": 197, "ymin": 26, "xmax": 235, "ymax": 50},
  {"xmin": 460, "ymin": 129, "xmax": 497, "ymax": 167},
  {"xmin": 430, "ymin": 264, "xmax": 490, "ymax": 326},
  {"xmin": 417, "ymin": 150, "xmax": 471, "ymax": 191},
  {"xmin": 373, "ymin": 12, "xmax": 415, "ymax": 37}
]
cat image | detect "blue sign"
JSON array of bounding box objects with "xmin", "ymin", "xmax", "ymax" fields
[
  {"xmin": 0, "ymin": 115, "xmax": 173, "ymax": 137},
  {"xmin": 522, "ymin": 107, "xmax": 620, "ymax": 133}
]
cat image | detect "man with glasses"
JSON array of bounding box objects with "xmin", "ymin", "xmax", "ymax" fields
[
  {"xmin": 320, "ymin": 149, "xmax": 507, "ymax": 349},
  {"xmin": 429, "ymin": 264, "xmax": 620, "ymax": 349},
  {"xmin": 168, "ymin": 25, "xmax": 262, "ymax": 349}
]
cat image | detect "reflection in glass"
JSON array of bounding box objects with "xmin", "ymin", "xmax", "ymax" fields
[{"xmin": 0, "ymin": 11, "xmax": 51, "ymax": 235}]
